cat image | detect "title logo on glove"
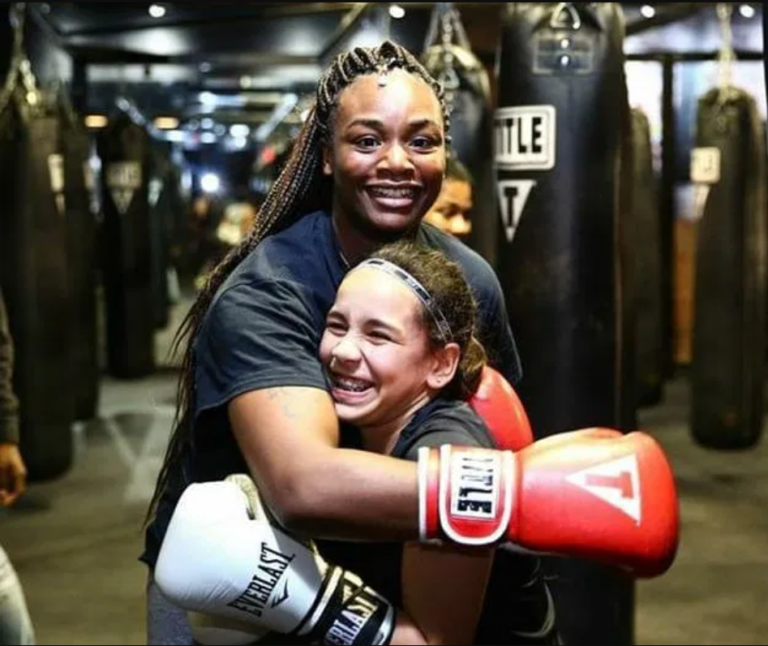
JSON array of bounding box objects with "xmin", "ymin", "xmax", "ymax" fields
[
  {"xmin": 451, "ymin": 453, "xmax": 498, "ymax": 520},
  {"xmin": 566, "ymin": 455, "xmax": 642, "ymax": 524}
]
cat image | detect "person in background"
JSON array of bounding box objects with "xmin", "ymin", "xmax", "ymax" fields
[
  {"xmin": 0, "ymin": 286, "xmax": 35, "ymax": 646},
  {"xmin": 423, "ymin": 155, "xmax": 473, "ymax": 237}
]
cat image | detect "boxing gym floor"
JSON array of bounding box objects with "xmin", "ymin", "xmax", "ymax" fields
[{"xmin": 1, "ymin": 302, "xmax": 766, "ymax": 646}]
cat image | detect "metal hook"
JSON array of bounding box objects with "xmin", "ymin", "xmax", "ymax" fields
[{"xmin": 550, "ymin": 3, "xmax": 582, "ymax": 30}]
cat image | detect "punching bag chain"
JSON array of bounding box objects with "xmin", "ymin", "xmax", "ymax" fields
[
  {"xmin": 0, "ymin": 3, "xmax": 41, "ymax": 118},
  {"xmin": 0, "ymin": 3, "xmax": 25, "ymax": 117},
  {"xmin": 440, "ymin": 10, "xmax": 460, "ymax": 93},
  {"xmin": 716, "ymin": 3, "xmax": 736, "ymax": 105}
]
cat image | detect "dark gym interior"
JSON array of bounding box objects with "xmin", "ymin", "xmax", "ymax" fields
[{"xmin": 0, "ymin": 3, "xmax": 766, "ymax": 645}]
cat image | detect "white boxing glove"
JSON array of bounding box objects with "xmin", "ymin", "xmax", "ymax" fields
[{"xmin": 154, "ymin": 475, "xmax": 395, "ymax": 646}]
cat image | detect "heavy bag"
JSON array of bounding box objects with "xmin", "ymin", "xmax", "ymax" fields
[
  {"xmin": 423, "ymin": 40, "xmax": 497, "ymax": 265},
  {"xmin": 631, "ymin": 108, "xmax": 664, "ymax": 407},
  {"xmin": 60, "ymin": 112, "xmax": 100, "ymax": 420},
  {"xmin": 0, "ymin": 99, "xmax": 74, "ymax": 481},
  {"xmin": 690, "ymin": 88, "xmax": 767, "ymax": 450},
  {"xmin": 97, "ymin": 111, "xmax": 155, "ymax": 378},
  {"xmin": 763, "ymin": 11, "xmax": 767, "ymax": 107},
  {"xmin": 494, "ymin": 4, "xmax": 635, "ymax": 644},
  {"xmin": 148, "ymin": 149, "xmax": 171, "ymax": 331}
]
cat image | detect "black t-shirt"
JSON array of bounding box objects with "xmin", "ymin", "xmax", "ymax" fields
[
  {"xmin": 316, "ymin": 396, "xmax": 495, "ymax": 610},
  {"xmin": 318, "ymin": 399, "xmax": 558, "ymax": 646},
  {"xmin": 142, "ymin": 210, "xmax": 521, "ymax": 567}
]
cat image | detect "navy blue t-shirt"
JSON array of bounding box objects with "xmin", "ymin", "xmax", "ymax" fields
[{"xmin": 142, "ymin": 210, "xmax": 521, "ymax": 568}]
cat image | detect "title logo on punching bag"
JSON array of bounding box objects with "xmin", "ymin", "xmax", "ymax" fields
[
  {"xmin": 497, "ymin": 180, "xmax": 536, "ymax": 244},
  {"xmin": 494, "ymin": 105, "xmax": 556, "ymax": 171},
  {"xmin": 106, "ymin": 162, "xmax": 142, "ymax": 215}
]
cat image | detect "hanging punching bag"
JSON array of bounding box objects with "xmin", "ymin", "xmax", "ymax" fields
[
  {"xmin": 97, "ymin": 110, "xmax": 155, "ymax": 379},
  {"xmin": 0, "ymin": 50, "xmax": 75, "ymax": 479},
  {"xmin": 148, "ymin": 148, "xmax": 171, "ymax": 331},
  {"xmin": 690, "ymin": 87, "xmax": 767, "ymax": 450},
  {"xmin": 422, "ymin": 6, "xmax": 498, "ymax": 266},
  {"xmin": 495, "ymin": 4, "xmax": 635, "ymax": 644},
  {"xmin": 763, "ymin": 10, "xmax": 767, "ymax": 106},
  {"xmin": 631, "ymin": 108, "xmax": 664, "ymax": 407},
  {"xmin": 60, "ymin": 102, "xmax": 100, "ymax": 420}
]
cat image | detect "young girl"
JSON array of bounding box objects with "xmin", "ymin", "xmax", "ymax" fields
[
  {"xmin": 168, "ymin": 240, "xmax": 556, "ymax": 646},
  {"xmin": 316, "ymin": 240, "xmax": 497, "ymax": 645}
]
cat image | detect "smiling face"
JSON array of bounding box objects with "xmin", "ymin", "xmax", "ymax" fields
[
  {"xmin": 319, "ymin": 266, "xmax": 446, "ymax": 437},
  {"xmin": 323, "ymin": 68, "xmax": 447, "ymax": 243}
]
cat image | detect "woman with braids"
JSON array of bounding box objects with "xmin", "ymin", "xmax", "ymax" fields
[{"xmin": 143, "ymin": 41, "xmax": 546, "ymax": 644}]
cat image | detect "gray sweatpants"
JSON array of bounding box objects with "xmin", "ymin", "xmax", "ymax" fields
[{"xmin": 146, "ymin": 574, "xmax": 194, "ymax": 645}]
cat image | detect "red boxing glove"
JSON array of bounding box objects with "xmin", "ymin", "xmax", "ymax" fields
[
  {"xmin": 467, "ymin": 366, "xmax": 534, "ymax": 451},
  {"xmin": 418, "ymin": 428, "xmax": 679, "ymax": 578}
]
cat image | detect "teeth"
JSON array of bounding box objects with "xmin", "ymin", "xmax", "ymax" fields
[
  {"xmin": 370, "ymin": 187, "xmax": 416, "ymax": 199},
  {"xmin": 335, "ymin": 376, "xmax": 372, "ymax": 393}
]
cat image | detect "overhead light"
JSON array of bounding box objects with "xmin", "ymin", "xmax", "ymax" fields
[
  {"xmin": 389, "ymin": 4, "xmax": 405, "ymax": 19},
  {"xmin": 199, "ymin": 62, "xmax": 212, "ymax": 73},
  {"xmin": 154, "ymin": 116, "xmax": 179, "ymax": 130},
  {"xmin": 200, "ymin": 172, "xmax": 220, "ymax": 193},
  {"xmin": 84, "ymin": 114, "xmax": 108, "ymax": 129},
  {"xmin": 199, "ymin": 91, "xmax": 217, "ymax": 106},
  {"xmin": 739, "ymin": 4, "xmax": 755, "ymax": 18},
  {"xmin": 229, "ymin": 124, "xmax": 250, "ymax": 138},
  {"xmin": 149, "ymin": 4, "xmax": 166, "ymax": 19},
  {"xmin": 240, "ymin": 75, "xmax": 253, "ymax": 89},
  {"xmin": 640, "ymin": 5, "xmax": 656, "ymax": 19}
]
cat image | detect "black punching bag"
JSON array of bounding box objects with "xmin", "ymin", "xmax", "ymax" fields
[
  {"xmin": 763, "ymin": 10, "xmax": 767, "ymax": 106},
  {"xmin": 495, "ymin": 4, "xmax": 635, "ymax": 644},
  {"xmin": 148, "ymin": 149, "xmax": 171, "ymax": 331},
  {"xmin": 97, "ymin": 111, "xmax": 155, "ymax": 378},
  {"xmin": 631, "ymin": 108, "xmax": 664, "ymax": 407},
  {"xmin": 422, "ymin": 5, "xmax": 498, "ymax": 265},
  {"xmin": 690, "ymin": 88, "xmax": 766, "ymax": 450},
  {"xmin": 60, "ymin": 107, "xmax": 100, "ymax": 420},
  {"xmin": 0, "ymin": 84, "xmax": 75, "ymax": 480}
]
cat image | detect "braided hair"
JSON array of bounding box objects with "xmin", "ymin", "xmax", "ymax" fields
[{"xmin": 146, "ymin": 41, "xmax": 450, "ymax": 523}]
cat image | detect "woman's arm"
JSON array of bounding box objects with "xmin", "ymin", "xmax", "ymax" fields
[
  {"xmin": 230, "ymin": 388, "xmax": 420, "ymax": 540},
  {"xmin": 400, "ymin": 543, "xmax": 495, "ymax": 645}
]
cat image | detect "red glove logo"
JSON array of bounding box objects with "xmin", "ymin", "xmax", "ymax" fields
[{"xmin": 565, "ymin": 456, "xmax": 641, "ymax": 524}]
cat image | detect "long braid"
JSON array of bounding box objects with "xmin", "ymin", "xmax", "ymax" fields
[{"xmin": 146, "ymin": 41, "xmax": 450, "ymax": 524}]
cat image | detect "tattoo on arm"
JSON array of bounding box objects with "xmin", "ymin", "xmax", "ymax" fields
[{"xmin": 267, "ymin": 389, "xmax": 300, "ymax": 420}]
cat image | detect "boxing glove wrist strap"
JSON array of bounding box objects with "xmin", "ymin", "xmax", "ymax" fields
[
  {"xmin": 296, "ymin": 566, "xmax": 395, "ymax": 645},
  {"xmin": 419, "ymin": 445, "xmax": 516, "ymax": 546}
]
